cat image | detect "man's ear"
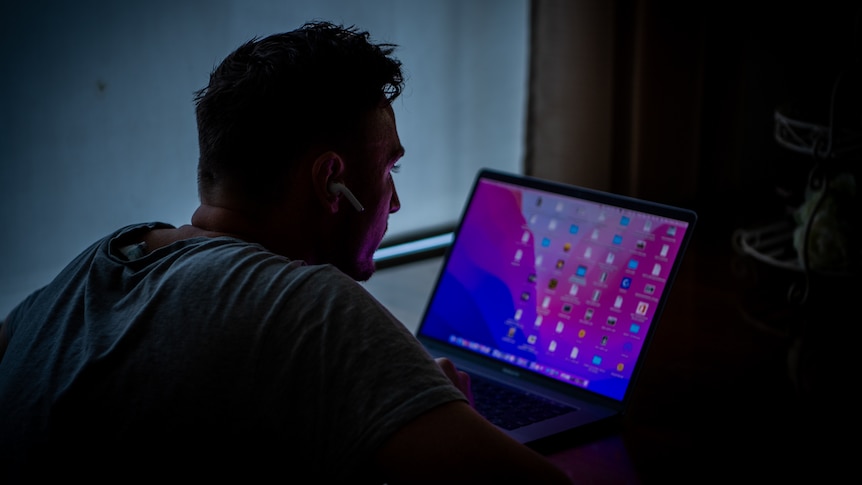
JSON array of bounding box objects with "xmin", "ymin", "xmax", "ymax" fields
[{"xmin": 311, "ymin": 151, "xmax": 345, "ymax": 213}]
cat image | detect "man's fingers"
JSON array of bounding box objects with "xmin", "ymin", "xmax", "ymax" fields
[{"xmin": 435, "ymin": 357, "xmax": 475, "ymax": 407}]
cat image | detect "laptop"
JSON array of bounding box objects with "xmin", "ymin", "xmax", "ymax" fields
[{"xmin": 415, "ymin": 168, "xmax": 697, "ymax": 446}]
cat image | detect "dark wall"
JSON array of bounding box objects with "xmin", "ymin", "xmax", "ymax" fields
[{"xmin": 695, "ymin": 1, "xmax": 860, "ymax": 235}]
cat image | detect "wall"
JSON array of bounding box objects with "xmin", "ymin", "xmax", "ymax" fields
[{"xmin": 0, "ymin": 0, "xmax": 529, "ymax": 317}]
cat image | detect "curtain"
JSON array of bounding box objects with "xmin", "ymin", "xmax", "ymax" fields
[
  {"xmin": 525, "ymin": 0, "xmax": 703, "ymax": 207},
  {"xmin": 526, "ymin": 0, "xmax": 861, "ymax": 224}
]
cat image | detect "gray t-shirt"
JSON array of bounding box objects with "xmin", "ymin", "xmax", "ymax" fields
[{"xmin": 0, "ymin": 222, "xmax": 465, "ymax": 482}]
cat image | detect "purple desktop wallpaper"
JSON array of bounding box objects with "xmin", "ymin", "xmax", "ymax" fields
[{"xmin": 421, "ymin": 179, "xmax": 690, "ymax": 401}]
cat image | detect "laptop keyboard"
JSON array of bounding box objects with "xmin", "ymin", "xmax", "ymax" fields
[{"xmin": 469, "ymin": 373, "xmax": 576, "ymax": 430}]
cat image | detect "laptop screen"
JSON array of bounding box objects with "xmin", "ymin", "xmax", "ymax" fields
[{"xmin": 417, "ymin": 170, "xmax": 696, "ymax": 402}]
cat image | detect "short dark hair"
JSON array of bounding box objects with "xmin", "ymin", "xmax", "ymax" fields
[{"xmin": 193, "ymin": 21, "xmax": 404, "ymax": 205}]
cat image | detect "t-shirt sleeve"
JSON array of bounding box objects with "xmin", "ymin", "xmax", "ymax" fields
[{"xmin": 253, "ymin": 264, "xmax": 466, "ymax": 477}]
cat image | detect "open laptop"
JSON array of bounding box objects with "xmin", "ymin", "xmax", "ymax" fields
[{"xmin": 415, "ymin": 168, "xmax": 697, "ymax": 446}]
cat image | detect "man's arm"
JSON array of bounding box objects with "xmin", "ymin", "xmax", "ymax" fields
[
  {"xmin": 374, "ymin": 357, "xmax": 572, "ymax": 484},
  {"xmin": 374, "ymin": 399, "xmax": 573, "ymax": 484}
]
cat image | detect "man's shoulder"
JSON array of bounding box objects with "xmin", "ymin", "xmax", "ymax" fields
[{"xmin": 152, "ymin": 237, "xmax": 342, "ymax": 296}]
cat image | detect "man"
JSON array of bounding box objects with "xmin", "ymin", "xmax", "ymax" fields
[{"xmin": 0, "ymin": 21, "xmax": 571, "ymax": 483}]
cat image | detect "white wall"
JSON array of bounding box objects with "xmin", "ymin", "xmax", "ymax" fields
[{"xmin": 0, "ymin": 0, "xmax": 528, "ymax": 318}]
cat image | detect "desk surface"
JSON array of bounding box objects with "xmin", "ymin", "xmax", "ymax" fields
[{"xmin": 363, "ymin": 231, "xmax": 846, "ymax": 483}]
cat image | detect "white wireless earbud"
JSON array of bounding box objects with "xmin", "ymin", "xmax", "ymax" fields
[{"xmin": 328, "ymin": 182, "xmax": 365, "ymax": 212}]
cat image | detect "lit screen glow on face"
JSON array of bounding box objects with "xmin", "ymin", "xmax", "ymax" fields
[{"xmin": 420, "ymin": 179, "xmax": 690, "ymax": 401}]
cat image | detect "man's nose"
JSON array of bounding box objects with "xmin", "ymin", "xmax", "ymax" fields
[{"xmin": 389, "ymin": 184, "xmax": 401, "ymax": 214}]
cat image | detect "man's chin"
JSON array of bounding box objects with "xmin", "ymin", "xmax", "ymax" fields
[
  {"xmin": 343, "ymin": 255, "xmax": 376, "ymax": 282},
  {"xmin": 355, "ymin": 261, "xmax": 376, "ymax": 282}
]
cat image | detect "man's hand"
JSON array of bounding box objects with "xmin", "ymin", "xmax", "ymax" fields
[{"xmin": 435, "ymin": 357, "xmax": 474, "ymax": 408}]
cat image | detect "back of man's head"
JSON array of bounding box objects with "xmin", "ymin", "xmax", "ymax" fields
[{"xmin": 194, "ymin": 21, "xmax": 404, "ymax": 206}]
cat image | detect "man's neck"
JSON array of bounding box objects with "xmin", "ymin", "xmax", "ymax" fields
[
  {"xmin": 190, "ymin": 204, "xmax": 261, "ymax": 241},
  {"xmin": 189, "ymin": 203, "xmax": 333, "ymax": 265}
]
